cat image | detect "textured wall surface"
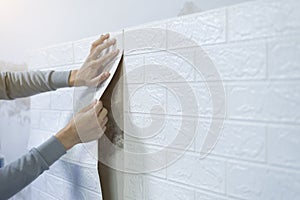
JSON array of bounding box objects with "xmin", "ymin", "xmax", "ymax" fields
[{"xmin": 21, "ymin": 0, "xmax": 300, "ymax": 199}]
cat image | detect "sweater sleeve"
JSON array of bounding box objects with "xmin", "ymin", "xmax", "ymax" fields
[
  {"xmin": 0, "ymin": 70, "xmax": 71, "ymax": 100},
  {"xmin": 0, "ymin": 136, "xmax": 66, "ymax": 200}
]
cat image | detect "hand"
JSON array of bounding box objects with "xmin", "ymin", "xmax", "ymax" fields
[
  {"xmin": 69, "ymin": 33, "xmax": 120, "ymax": 87},
  {"xmin": 55, "ymin": 100, "xmax": 108, "ymax": 150}
]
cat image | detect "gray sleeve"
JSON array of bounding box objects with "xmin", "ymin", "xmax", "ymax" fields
[
  {"xmin": 0, "ymin": 136, "xmax": 66, "ymax": 200},
  {"xmin": 0, "ymin": 70, "xmax": 71, "ymax": 100}
]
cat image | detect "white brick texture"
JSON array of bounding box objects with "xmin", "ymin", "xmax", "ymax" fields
[
  {"xmin": 227, "ymin": 81, "xmax": 300, "ymax": 123},
  {"xmin": 167, "ymin": 9, "xmax": 226, "ymax": 49},
  {"xmin": 25, "ymin": 0, "xmax": 300, "ymax": 199},
  {"xmin": 227, "ymin": 162, "xmax": 300, "ymax": 200},
  {"xmin": 166, "ymin": 153, "xmax": 226, "ymax": 193},
  {"xmin": 228, "ymin": 0, "xmax": 300, "ymax": 41}
]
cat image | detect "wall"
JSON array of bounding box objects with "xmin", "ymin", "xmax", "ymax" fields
[
  {"xmin": 0, "ymin": 0, "xmax": 250, "ymax": 64},
  {"xmin": 20, "ymin": 0, "xmax": 300, "ymax": 199},
  {"xmin": 0, "ymin": 0, "xmax": 249, "ymax": 173},
  {"xmin": 122, "ymin": 0, "xmax": 300, "ymax": 199}
]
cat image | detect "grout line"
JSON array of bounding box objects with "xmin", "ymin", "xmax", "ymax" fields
[
  {"xmin": 125, "ymin": 139, "xmax": 300, "ymax": 174},
  {"xmin": 265, "ymin": 125, "xmax": 269, "ymax": 164},
  {"xmin": 72, "ymin": 43, "xmax": 75, "ymax": 64},
  {"xmin": 224, "ymin": 159, "xmax": 228, "ymax": 196},
  {"xmin": 146, "ymin": 174, "xmax": 228, "ymax": 198},
  {"xmin": 219, "ymin": 156, "xmax": 300, "ymax": 175},
  {"xmin": 124, "ymin": 78, "xmax": 300, "ymax": 84},
  {"xmin": 45, "ymin": 172, "xmax": 101, "ymax": 195},
  {"xmin": 265, "ymin": 40, "xmax": 269, "ymax": 80},
  {"xmin": 225, "ymin": 8, "xmax": 229, "ymax": 43},
  {"xmin": 126, "ymin": 111, "xmax": 300, "ymax": 127},
  {"xmin": 166, "ymin": 23, "xmax": 169, "ymax": 50},
  {"xmin": 143, "ymin": 56, "xmax": 146, "ymax": 84},
  {"xmin": 31, "ymin": 186, "xmax": 59, "ymax": 200}
]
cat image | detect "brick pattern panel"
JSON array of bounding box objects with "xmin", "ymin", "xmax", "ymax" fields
[{"xmin": 24, "ymin": 0, "xmax": 300, "ymax": 199}]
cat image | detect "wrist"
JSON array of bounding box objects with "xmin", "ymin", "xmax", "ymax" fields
[
  {"xmin": 55, "ymin": 124, "xmax": 80, "ymax": 150},
  {"xmin": 69, "ymin": 70, "xmax": 78, "ymax": 86}
]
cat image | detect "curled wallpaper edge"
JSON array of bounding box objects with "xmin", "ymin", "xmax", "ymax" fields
[{"xmin": 94, "ymin": 52, "xmax": 124, "ymax": 100}]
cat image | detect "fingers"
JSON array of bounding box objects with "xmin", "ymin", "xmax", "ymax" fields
[
  {"xmin": 94, "ymin": 100, "xmax": 103, "ymax": 115},
  {"xmin": 90, "ymin": 72, "xmax": 110, "ymax": 86},
  {"xmin": 95, "ymin": 49, "xmax": 119, "ymax": 67},
  {"xmin": 92, "ymin": 101, "xmax": 108, "ymax": 132},
  {"xmin": 101, "ymin": 116, "xmax": 108, "ymax": 127},
  {"xmin": 94, "ymin": 102, "xmax": 107, "ymax": 133},
  {"xmin": 90, "ymin": 38, "xmax": 116, "ymax": 60},
  {"xmin": 102, "ymin": 126, "xmax": 107, "ymax": 133},
  {"xmin": 98, "ymin": 107, "xmax": 108, "ymax": 122},
  {"xmin": 91, "ymin": 33, "xmax": 110, "ymax": 52}
]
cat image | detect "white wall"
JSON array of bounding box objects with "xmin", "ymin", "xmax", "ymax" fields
[
  {"xmin": 0, "ymin": 0, "xmax": 249, "ymax": 63},
  {"xmin": 122, "ymin": 0, "xmax": 300, "ymax": 199},
  {"xmin": 0, "ymin": 0, "xmax": 249, "ymax": 170},
  {"xmin": 22, "ymin": 0, "xmax": 300, "ymax": 199}
]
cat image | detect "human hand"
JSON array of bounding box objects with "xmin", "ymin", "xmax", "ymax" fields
[
  {"xmin": 69, "ymin": 33, "xmax": 120, "ymax": 87},
  {"xmin": 55, "ymin": 100, "xmax": 108, "ymax": 150}
]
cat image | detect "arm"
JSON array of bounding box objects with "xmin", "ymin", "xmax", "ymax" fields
[
  {"xmin": 0, "ymin": 33, "xmax": 116, "ymax": 199},
  {"xmin": 0, "ymin": 70, "xmax": 71, "ymax": 100},
  {"xmin": 0, "ymin": 100, "xmax": 107, "ymax": 200},
  {"xmin": 0, "ymin": 136, "xmax": 66, "ymax": 200},
  {"xmin": 0, "ymin": 33, "xmax": 119, "ymax": 100}
]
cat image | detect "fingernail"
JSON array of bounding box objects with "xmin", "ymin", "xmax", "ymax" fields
[{"xmin": 105, "ymin": 72, "xmax": 110, "ymax": 76}]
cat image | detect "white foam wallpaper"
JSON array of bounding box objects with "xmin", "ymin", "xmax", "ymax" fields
[{"xmin": 10, "ymin": 0, "xmax": 300, "ymax": 199}]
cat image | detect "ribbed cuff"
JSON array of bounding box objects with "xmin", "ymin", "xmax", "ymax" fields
[
  {"xmin": 50, "ymin": 71, "xmax": 71, "ymax": 89},
  {"xmin": 36, "ymin": 136, "xmax": 67, "ymax": 166}
]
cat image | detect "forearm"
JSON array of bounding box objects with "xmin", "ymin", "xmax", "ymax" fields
[
  {"xmin": 0, "ymin": 70, "xmax": 71, "ymax": 100},
  {"xmin": 0, "ymin": 136, "xmax": 66, "ymax": 200}
]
